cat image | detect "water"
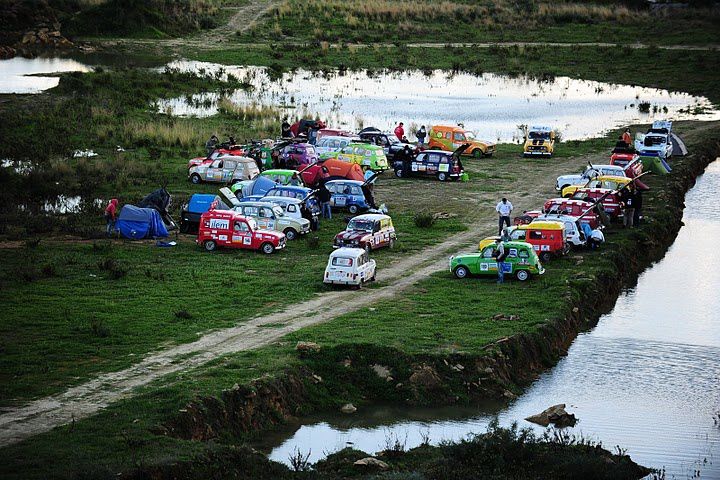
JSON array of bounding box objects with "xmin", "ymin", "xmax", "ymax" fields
[
  {"xmin": 159, "ymin": 61, "xmax": 720, "ymax": 141},
  {"xmin": 0, "ymin": 56, "xmax": 91, "ymax": 94},
  {"xmin": 264, "ymin": 161, "xmax": 720, "ymax": 478}
]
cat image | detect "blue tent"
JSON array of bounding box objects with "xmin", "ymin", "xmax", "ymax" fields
[
  {"xmin": 241, "ymin": 176, "xmax": 276, "ymax": 198},
  {"xmin": 187, "ymin": 194, "xmax": 227, "ymax": 214},
  {"xmin": 116, "ymin": 205, "xmax": 169, "ymax": 239}
]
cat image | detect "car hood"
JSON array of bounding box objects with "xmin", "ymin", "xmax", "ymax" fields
[{"xmin": 336, "ymin": 230, "xmax": 371, "ymax": 242}]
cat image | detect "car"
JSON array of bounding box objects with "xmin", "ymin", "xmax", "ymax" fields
[
  {"xmin": 264, "ymin": 185, "xmax": 322, "ymax": 218},
  {"xmin": 326, "ymin": 180, "xmax": 370, "ymax": 214},
  {"xmin": 324, "ymin": 142, "xmax": 389, "ymax": 172},
  {"xmin": 523, "ymin": 126, "xmax": 555, "ymax": 157},
  {"xmin": 197, "ymin": 210, "xmax": 285, "ymax": 254},
  {"xmin": 258, "ymin": 169, "xmax": 301, "ymax": 186},
  {"xmin": 428, "ymin": 125, "xmax": 495, "ymax": 158},
  {"xmin": 357, "ymin": 127, "xmax": 415, "ymax": 160},
  {"xmin": 634, "ymin": 121, "xmax": 673, "ymax": 159},
  {"xmin": 393, "ymin": 145, "xmax": 466, "ymax": 181},
  {"xmin": 278, "ymin": 142, "xmax": 319, "ymax": 168},
  {"xmin": 315, "ymin": 135, "xmax": 357, "ymax": 156},
  {"xmin": 188, "ymin": 145, "xmax": 247, "ymax": 169},
  {"xmin": 543, "ymin": 198, "xmax": 601, "ymax": 229},
  {"xmin": 316, "ymin": 128, "xmax": 353, "ymax": 142},
  {"xmin": 179, "ymin": 193, "xmax": 229, "ymax": 234},
  {"xmin": 218, "ymin": 188, "xmax": 310, "ymax": 240},
  {"xmin": 561, "ymin": 175, "xmax": 633, "ymax": 198},
  {"xmin": 478, "ymin": 221, "xmax": 569, "ymax": 262},
  {"xmin": 324, "ymin": 247, "xmax": 376, "ymax": 287},
  {"xmin": 571, "ymin": 188, "xmax": 622, "ymax": 218},
  {"xmin": 334, "ymin": 213, "xmax": 396, "ymax": 251},
  {"xmin": 188, "ymin": 156, "xmax": 259, "ymax": 185},
  {"xmin": 535, "ymin": 213, "xmax": 586, "ymax": 247},
  {"xmin": 259, "ymin": 195, "xmax": 320, "ymax": 231},
  {"xmin": 299, "ymin": 158, "xmax": 365, "ymax": 188},
  {"xmin": 555, "ymin": 164, "xmax": 626, "ymax": 192},
  {"xmin": 450, "ymin": 241, "xmax": 544, "ymax": 281}
]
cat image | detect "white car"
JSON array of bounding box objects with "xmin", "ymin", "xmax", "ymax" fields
[
  {"xmin": 634, "ymin": 120, "xmax": 673, "ymax": 159},
  {"xmin": 323, "ymin": 247, "xmax": 376, "ymax": 287},
  {"xmin": 535, "ymin": 214, "xmax": 587, "ymax": 246},
  {"xmin": 555, "ymin": 164, "xmax": 626, "ymax": 191},
  {"xmin": 315, "ymin": 135, "xmax": 358, "ymax": 156}
]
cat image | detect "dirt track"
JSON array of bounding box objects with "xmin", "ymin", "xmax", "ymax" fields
[{"xmin": 0, "ymin": 153, "xmax": 588, "ymax": 447}]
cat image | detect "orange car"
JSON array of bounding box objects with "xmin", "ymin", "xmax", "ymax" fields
[{"xmin": 428, "ymin": 125, "xmax": 495, "ymax": 158}]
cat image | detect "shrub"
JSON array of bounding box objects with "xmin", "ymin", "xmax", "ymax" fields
[
  {"xmin": 414, "ymin": 212, "xmax": 436, "ymax": 228},
  {"xmin": 174, "ymin": 310, "xmax": 193, "ymax": 320},
  {"xmin": 97, "ymin": 257, "xmax": 128, "ymax": 279},
  {"xmin": 89, "ymin": 317, "xmax": 111, "ymax": 338}
]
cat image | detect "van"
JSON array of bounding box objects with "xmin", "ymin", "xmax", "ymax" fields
[
  {"xmin": 324, "ymin": 247, "xmax": 376, "ymax": 286},
  {"xmin": 428, "ymin": 125, "xmax": 495, "ymax": 158}
]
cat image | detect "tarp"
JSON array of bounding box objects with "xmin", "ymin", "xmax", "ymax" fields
[
  {"xmin": 640, "ymin": 154, "xmax": 671, "ymax": 175},
  {"xmin": 670, "ymin": 133, "xmax": 688, "ymax": 157},
  {"xmin": 188, "ymin": 194, "xmax": 227, "ymax": 213},
  {"xmin": 246, "ymin": 176, "xmax": 277, "ymax": 197},
  {"xmin": 116, "ymin": 205, "xmax": 169, "ymax": 239}
]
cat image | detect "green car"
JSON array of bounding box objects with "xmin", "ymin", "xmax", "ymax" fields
[
  {"xmin": 449, "ymin": 241, "xmax": 545, "ymax": 281},
  {"xmin": 323, "ymin": 143, "xmax": 389, "ymax": 172},
  {"xmin": 259, "ymin": 169, "xmax": 300, "ymax": 185}
]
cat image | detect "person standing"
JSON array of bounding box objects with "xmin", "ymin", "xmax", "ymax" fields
[
  {"xmin": 416, "ymin": 125, "xmax": 427, "ymax": 146},
  {"xmin": 633, "ymin": 188, "xmax": 643, "ymax": 226},
  {"xmin": 496, "ymin": 197, "xmax": 513, "ymax": 236},
  {"xmin": 289, "ymin": 172, "xmax": 301, "ymax": 186},
  {"xmin": 495, "ymin": 241, "xmax": 507, "ymax": 284},
  {"xmin": 281, "ymin": 119, "xmax": 292, "ymax": 138},
  {"xmin": 205, "ymin": 135, "xmax": 218, "ymax": 156},
  {"xmin": 104, "ymin": 198, "xmax": 118, "ymax": 237},
  {"xmin": 622, "ymin": 128, "xmax": 632, "ymax": 146},
  {"xmin": 621, "ymin": 188, "xmax": 635, "ymax": 228},
  {"xmin": 317, "ymin": 180, "xmax": 332, "ymax": 220},
  {"xmin": 394, "ymin": 122, "xmax": 405, "ymax": 141}
]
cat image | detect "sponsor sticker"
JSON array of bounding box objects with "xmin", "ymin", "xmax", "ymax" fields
[
  {"xmin": 218, "ymin": 235, "xmax": 227, "ymax": 241},
  {"xmin": 439, "ymin": 164, "xmax": 449, "ymax": 172},
  {"xmin": 480, "ymin": 263, "xmax": 489, "ymax": 271},
  {"xmin": 210, "ymin": 218, "xmax": 229, "ymax": 230}
]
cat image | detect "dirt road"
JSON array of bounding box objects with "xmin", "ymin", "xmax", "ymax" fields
[{"xmin": 0, "ymin": 154, "xmax": 586, "ymax": 447}]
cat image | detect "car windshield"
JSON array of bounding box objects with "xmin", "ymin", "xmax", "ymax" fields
[
  {"xmin": 463, "ymin": 130, "xmax": 477, "ymax": 140},
  {"xmin": 529, "ymin": 131, "xmax": 551, "ymax": 140},
  {"xmin": 332, "ymin": 257, "xmax": 353, "ymax": 267},
  {"xmin": 272, "ymin": 206, "xmax": 284, "ymax": 217},
  {"xmin": 387, "ymin": 135, "xmax": 401, "ymax": 144},
  {"xmin": 347, "ymin": 219, "xmax": 374, "ymax": 231}
]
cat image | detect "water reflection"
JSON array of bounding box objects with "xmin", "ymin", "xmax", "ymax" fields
[
  {"xmin": 159, "ymin": 61, "xmax": 719, "ymax": 141},
  {"xmin": 0, "ymin": 56, "xmax": 91, "ymax": 94},
  {"xmin": 265, "ymin": 162, "xmax": 720, "ymax": 479}
]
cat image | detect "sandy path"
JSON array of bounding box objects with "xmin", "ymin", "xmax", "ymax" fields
[{"xmin": 0, "ymin": 155, "xmax": 583, "ymax": 447}]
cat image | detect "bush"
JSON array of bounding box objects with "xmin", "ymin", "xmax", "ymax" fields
[
  {"xmin": 97, "ymin": 257, "xmax": 128, "ymax": 279},
  {"xmin": 413, "ymin": 212, "xmax": 436, "ymax": 229},
  {"xmin": 89, "ymin": 317, "xmax": 111, "ymax": 338}
]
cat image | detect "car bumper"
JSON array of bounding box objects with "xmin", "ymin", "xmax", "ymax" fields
[{"xmin": 524, "ymin": 151, "xmax": 552, "ymax": 156}]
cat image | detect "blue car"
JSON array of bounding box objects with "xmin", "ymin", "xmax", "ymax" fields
[
  {"xmin": 241, "ymin": 185, "xmax": 321, "ymax": 219},
  {"xmin": 326, "ymin": 180, "xmax": 369, "ymax": 214}
]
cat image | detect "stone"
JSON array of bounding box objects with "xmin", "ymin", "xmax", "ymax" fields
[
  {"xmin": 409, "ymin": 365, "xmax": 442, "ymax": 390},
  {"xmin": 295, "ymin": 341, "xmax": 320, "ymax": 354},
  {"xmin": 371, "ymin": 364, "xmax": 392, "ymax": 379},
  {"xmin": 311, "ymin": 374, "xmax": 323, "ymax": 384},
  {"xmin": 342, "ymin": 358, "xmax": 352, "ymax": 367},
  {"xmin": 353, "ymin": 457, "xmax": 389, "ymax": 470},
  {"xmin": 572, "ymin": 307, "xmax": 580, "ymax": 313},
  {"xmin": 525, "ymin": 404, "xmax": 577, "ymax": 427},
  {"xmin": 450, "ymin": 364, "xmax": 464, "ymax": 372},
  {"xmin": 340, "ymin": 403, "xmax": 357, "ymax": 414},
  {"xmin": 503, "ymin": 390, "xmax": 517, "ymax": 399}
]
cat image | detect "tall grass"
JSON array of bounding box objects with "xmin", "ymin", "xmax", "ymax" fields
[{"xmin": 121, "ymin": 119, "xmax": 207, "ymax": 149}]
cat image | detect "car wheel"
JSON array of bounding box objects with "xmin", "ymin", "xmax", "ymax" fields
[
  {"xmin": 190, "ymin": 173, "xmax": 202, "ymax": 184},
  {"xmin": 203, "ymin": 240, "xmax": 216, "ymax": 252},
  {"xmin": 349, "ymin": 205, "xmax": 358, "ymax": 214},
  {"xmin": 454, "ymin": 265, "xmax": 469, "ymax": 279},
  {"xmin": 261, "ymin": 242, "xmax": 275, "ymax": 254},
  {"xmin": 473, "ymin": 149, "xmax": 483, "ymax": 159},
  {"xmin": 370, "ymin": 273, "xmax": 376, "ymax": 282},
  {"xmin": 438, "ymin": 172, "xmax": 447, "ymax": 181},
  {"xmin": 284, "ymin": 228, "xmax": 298, "ymax": 241},
  {"xmin": 364, "ymin": 243, "xmax": 372, "ymax": 253},
  {"xmin": 395, "ymin": 169, "xmax": 403, "ymax": 178},
  {"xmin": 541, "ymin": 252, "xmax": 552, "ymax": 262},
  {"xmin": 516, "ymin": 269, "xmax": 530, "ymax": 281}
]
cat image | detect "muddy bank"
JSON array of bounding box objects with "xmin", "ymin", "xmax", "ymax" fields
[{"xmin": 154, "ymin": 141, "xmax": 718, "ymax": 445}]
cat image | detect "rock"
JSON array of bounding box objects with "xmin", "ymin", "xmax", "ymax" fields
[
  {"xmin": 483, "ymin": 367, "xmax": 494, "ymax": 374},
  {"xmin": 311, "ymin": 374, "xmax": 323, "ymax": 384},
  {"xmin": 0, "ymin": 46, "xmax": 16, "ymax": 59},
  {"xmin": 353, "ymin": 457, "xmax": 389, "ymax": 470},
  {"xmin": 342, "ymin": 358, "xmax": 352, "ymax": 368},
  {"xmin": 409, "ymin": 365, "xmax": 442, "ymax": 390},
  {"xmin": 340, "ymin": 403, "xmax": 357, "ymax": 414},
  {"xmin": 371, "ymin": 364, "xmax": 392, "ymax": 379},
  {"xmin": 572, "ymin": 307, "xmax": 580, "ymax": 313},
  {"xmin": 295, "ymin": 341, "xmax": 320, "ymax": 354},
  {"xmin": 503, "ymin": 390, "xmax": 517, "ymax": 400},
  {"xmin": 450, "ymin": 364, "xmax": 464, "ymax": 372},
  {"xmin": 525, "ymin": 404, "xmax": 577, "ymax": 427}
]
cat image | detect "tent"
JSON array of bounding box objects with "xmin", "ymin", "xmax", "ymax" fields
[
  {"xmin": 300, "ymin": 159, "xmax": 365, "ymax": 187},
  {"xmin": 116, "ymin": 205, "xmax": 169, "ymax": 239},
  {"xmin": 180, "ymin": 194, "xmax": 229, "ymax": 234},
  {"xmin": 639, "ymin": 154, "xmax": 671, "ymax": 175}
]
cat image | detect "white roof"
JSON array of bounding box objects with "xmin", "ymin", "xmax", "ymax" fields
[
  {"xmin": 260, "ymin": 195, "xmax": 302, "ymax": 204},
  {"xmin": 329, "ymin": 247, "xmax": 366, "ymax": 258},
  {"xmin": 351, "ymin": 213, "xmax": 390, "ymax": 221},
  {"xmin": 529, "ymin": 126, "xmax": 552, "ymax": 132},
  {"xmin": 327, "ymin": 179, "xmax": 364, "ymax": 186}
]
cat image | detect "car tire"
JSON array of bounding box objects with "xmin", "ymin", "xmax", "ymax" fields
[
  {"xmin": 284, "ymin": 228, "xmax": 298, "ymax": 241},
  {"xmin": 454, "ymin": 265, "xmax": 469, "ymax": 279},
  {"xmin": 203, "ymin": 240, "xmax": 216, "ymax": 252},
  {"xmin": 516, "ymin": 269, "xmax": 530, "ymax": 281},
  {"xmin": 473, "ymin": 149, "xmax": 483, "ymax": 159},
  {"xmin": 190, "ymin": 173, "xmax": 202, "ymax": 184},
  {"xmin": 261, "ymin": 242, "xmax": 275, "ymax": 254},
  {"xmin": 541, "ymin": 252, "xmax": 552, "ymax": 262},
  {"xmin": 349, "ymin": 205, "xmax": 358, "ymax": 214},
  {"xmin": 438, "ymin": 172, "xmax": 447, "ymax": 181},
  {"xmin": 395, "ymin": 169, "xmax": 403, "ymax": 178},
  {"xmin": 364, "ymin": 244, "xmax": 372, "ymax": 253}
]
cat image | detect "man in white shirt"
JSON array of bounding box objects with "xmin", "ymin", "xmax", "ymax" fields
[{"xmin": 496, "ymin": 197, "xmax": 513, "ymax": 235}]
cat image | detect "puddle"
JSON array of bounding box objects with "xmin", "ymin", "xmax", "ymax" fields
[
  {"xmin": 1, "ymin": 158, "xmax": 34, "ymax": 174},
  {"xmin": 0, "ymin": 56, "xmax": 92, "ymax": 94},
  {"xmin": 159, "ymin": 61, "xmax": 719, "ymax": 141},
  {"xmin": 262, "ymin": 161, "xmax": 720, "ymax": 478}
]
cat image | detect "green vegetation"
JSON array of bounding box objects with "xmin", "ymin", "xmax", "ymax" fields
[{"xmin": 240, "ymin": 0, "xmax": 720, "ymax": 45}]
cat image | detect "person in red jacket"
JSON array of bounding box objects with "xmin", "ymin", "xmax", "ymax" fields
[
  {"xmin": 104, "ymin": 198, "xmax": 118, "ymax": 237},
  {"xmin": 394, "ymin": 122, "xmax": 405, "ymax": 141}
]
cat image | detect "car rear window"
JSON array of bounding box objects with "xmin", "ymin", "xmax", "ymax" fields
[{"xmin": 332, "ymin": 257, "xmax": 353, "ymax": 267}]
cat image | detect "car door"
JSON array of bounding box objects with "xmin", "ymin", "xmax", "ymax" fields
[
  {"xmin": 258, "ymin": 206, "xmax": 276, "ymax": 230},
  {"xmin": 231, "ymin": 219, "xmax": 253, "ymax": 247},
  {"xmin": 331, "ymin": 183, "xmax": 347, "ymax": 207},
  {"xmin": 337, "ymin": 146, "xmax": 353, "ymax": 163},
  {"xmin": 207, "ymin": 159, "xmax": 224, "ymax": 182},
  {"xmin": 222, "ymin": 160, "xmax": 237, "ymax": 182}
]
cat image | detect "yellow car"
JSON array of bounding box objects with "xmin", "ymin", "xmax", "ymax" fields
[
  {"xmin": 561, "ymin": 175, "xmax": 632, "ymax": 198},
  {"xmin": 523, "ymin": 126, "xmax": 555, "ymax": 157},
  {"xmin": 325, "ymin": 142, "xmax": 389, "ymax": 172}
]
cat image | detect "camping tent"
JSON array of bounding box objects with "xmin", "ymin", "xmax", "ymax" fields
[
  {"xmin": 300, "ymin": 159, "xmax": 365, "ymax": 187},
  {"xmin": 640, "ymin": 154, "xmax": 671, "ymax": 175},
  {"xmin": 116, "ymin": 205, "xmax": 169, "ymax": 239}
]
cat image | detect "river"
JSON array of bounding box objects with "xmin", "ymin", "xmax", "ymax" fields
[{"xmin": 262, "ymin": 161, "xmax": 720, "ymax": 479}]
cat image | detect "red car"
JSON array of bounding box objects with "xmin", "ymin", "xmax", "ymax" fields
[
  {"xmin": 571, "ymin": 188, "xmax": 622, "ymax": 218},
  {"xmin": 188, "ymin": 146, "xmax": 248, "ymax": 169},
  {"xmin": 197, "ymin": 210, "xmax": 285, "ymax": 254},
  {"xmin": 543, "ymin": 198, "xmax": 601, "ymax": 229}
]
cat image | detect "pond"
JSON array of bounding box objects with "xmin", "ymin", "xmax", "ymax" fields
[
  {"xmin": 158, "ymin": 60, "xmax": 720, "ymax": 142},
  {"xmin": 0, "ymin": 56, "xmax": 92, "ymax": 94},
  {"xmin": 260, "ymin": 161, "xmax": 720, "ymax": 478}
]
